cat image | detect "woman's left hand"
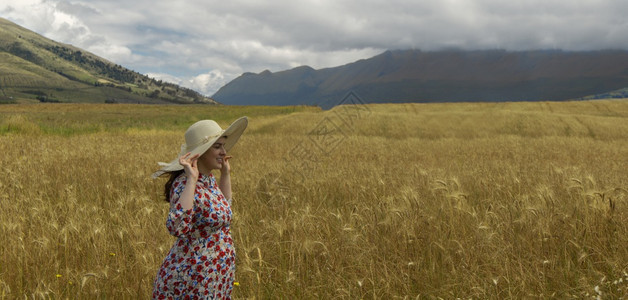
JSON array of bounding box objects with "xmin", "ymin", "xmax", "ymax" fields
[{"xmin": 221, "ymin": 155, "xmax": 233, "ymax": 174}]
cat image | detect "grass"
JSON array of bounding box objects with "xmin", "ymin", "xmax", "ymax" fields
[
  {"xmin": 0, "ymin": 100, "xmax": 627, "ymax": 299},
  {"xmin": 0, "ymin": 103, "xmax": 319, "ymax": 135}
]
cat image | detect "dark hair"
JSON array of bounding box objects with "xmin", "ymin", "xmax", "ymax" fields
[{"xmin": 163, "ymin": 170, "xmax": 184, "ymax": 203}]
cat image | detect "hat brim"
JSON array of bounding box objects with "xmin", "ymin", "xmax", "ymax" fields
[
  {"xmin": 221, "ymin": 116, "xmax": 248, "ymax": 152},
  {"xmin": 152, "ymin": 116, "xmax": 248, "ymax": 178}
]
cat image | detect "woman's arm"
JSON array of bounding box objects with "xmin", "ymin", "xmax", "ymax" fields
[
  {"xmin": 177, "ymin": 152, "xmax": 200, "ymax": 210},
  {"xmin": 219, "ymin": 155, "xmax": 233, "ymax": 200},
  {"xmin": 177, "ymin": 175, "xmax": 198, "ymax": 210},
  {"xmin": 166, "ymin": 177, "xmax": 197, "ymax": 237},
  {"xmin": 165, "ymin": 153, "xmax": 200, "ymax": 237}
]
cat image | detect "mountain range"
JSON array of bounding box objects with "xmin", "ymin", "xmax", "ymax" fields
[
  {"xmin": 3, "ymin": 17, "xmax": 628, "ymax": 107},
  {"xmin": 212, "ymin": 49, "xmax": 628, "ymax": 108},
  {"xmin": 0, "ymin": 17, "xmax": 217, "ymax": 104}
]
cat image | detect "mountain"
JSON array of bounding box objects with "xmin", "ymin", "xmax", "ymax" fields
[
  {"xmin": 580, "ymin": 87, "xmax": 628, "ymax": 100},
  {"xmin": 212, "ymin": 49, "xmax": 628, "ymax": 108},
  {"xmin": 0, "ymin": 17, "xmax": 217, "ymax": 104}
]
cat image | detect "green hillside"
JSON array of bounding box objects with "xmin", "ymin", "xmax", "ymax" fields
[{"xmin": 0, "ymin": 17, "xmax": 217, "ymax": 104}]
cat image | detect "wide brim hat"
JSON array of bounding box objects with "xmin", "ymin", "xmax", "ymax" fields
[{"xmin": 152, "ymin": 116, "xmax": 248, "ymax": 178}]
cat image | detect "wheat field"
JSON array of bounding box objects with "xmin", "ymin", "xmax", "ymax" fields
[{"xmin": 1, "ymin": 100, "xmax": 627, "ymax": 299}]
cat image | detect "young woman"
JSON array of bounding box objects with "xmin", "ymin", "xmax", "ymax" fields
[{"xmin": 151, "ymin": 117, "xmax": 247, "ymax": 299}]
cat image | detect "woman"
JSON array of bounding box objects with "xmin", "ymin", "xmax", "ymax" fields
[{"xmin": 151, "ymin": 117, "xmax": 248, "ymax": 299}]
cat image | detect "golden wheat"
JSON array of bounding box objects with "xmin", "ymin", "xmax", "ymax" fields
[{"xmin": 0, "ymin": 101, "xmax": 627, "ymax": 299}]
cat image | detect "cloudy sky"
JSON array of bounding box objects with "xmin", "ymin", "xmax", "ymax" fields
[{"xmin": 1, "ymin": 0, "xmax": 627, "ymax": 96}]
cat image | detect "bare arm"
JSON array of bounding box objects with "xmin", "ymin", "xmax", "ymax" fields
[
  {"xmin": 219, "ymin": 155, "xmax": 233, "ymax": 200},
  {"xmin": 177, "ymin": 152, "xmax": 200, "ymax": 210}
]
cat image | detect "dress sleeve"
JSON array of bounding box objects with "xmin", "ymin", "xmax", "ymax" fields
[{"xmin": 165, "ymin": 175, "xmax": 195, "ymax": 237}]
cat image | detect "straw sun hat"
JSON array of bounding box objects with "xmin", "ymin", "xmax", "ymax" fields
[{"xmin": 152, "ymin": 117, "xmax": 248, "ymax": 178}]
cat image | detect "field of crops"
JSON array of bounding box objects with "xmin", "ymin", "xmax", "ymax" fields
[{"xmin": 1, "ymin": 100, "xmax": 627, "ymax": 299}]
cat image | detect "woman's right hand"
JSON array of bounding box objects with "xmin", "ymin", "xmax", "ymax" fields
[{"xmin": 179, "ymin": 152, "xmax": 200, "ymax": 179}]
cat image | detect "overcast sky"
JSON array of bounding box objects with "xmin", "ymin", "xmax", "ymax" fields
[{"xmin": 1, "ymin": 0, "xmax": 627, "ymax": 96}]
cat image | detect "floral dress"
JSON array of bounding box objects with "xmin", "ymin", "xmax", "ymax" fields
[{"xmin": 153, "ymin": 173, "xmax": 235, "ymax": 300}]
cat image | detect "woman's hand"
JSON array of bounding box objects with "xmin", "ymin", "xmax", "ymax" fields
[
  {"xmin": 219, "ymin": 155, "xmax": 233, "ymax": 200},
  {"xmin": 179, "ymin": 152, "xmax": 200, "ymax": 179},
  {"xmin": 221, "ymin": 155, "xmax": 233, "ymax": 174}
]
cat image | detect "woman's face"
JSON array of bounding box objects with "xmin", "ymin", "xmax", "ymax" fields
[{"xmin": 199, "ymin": 137, "xmax": 227, "ymax": 173}]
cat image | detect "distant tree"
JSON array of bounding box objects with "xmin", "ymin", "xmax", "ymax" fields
[
  {"xmin": 148, "ymin": 90, "xmax": 160, "ymax": 98},
  {"xmin": 36, "ymin": 95, "xmax": 60, "ymax": 103}
]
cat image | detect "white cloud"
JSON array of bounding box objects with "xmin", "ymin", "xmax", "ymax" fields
[
  {"xmin": 0, "ymin": 0, "xmax": 137, "ymax": 63},
  {"xmin": 2, "ymin": 0, "xmax": 628, "ymax": 95},
  {"xmin": 189, "ymin": 70, "xmax": 229, "ymax": 96},
  {"xmin": 147, "ymin": 70, "xmax": 230, "ymax": 97}
]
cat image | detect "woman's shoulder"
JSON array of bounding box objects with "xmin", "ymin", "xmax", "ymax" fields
[{"xmin": 172, "ymin": 173, "xmax": 215, "ymax": 190}]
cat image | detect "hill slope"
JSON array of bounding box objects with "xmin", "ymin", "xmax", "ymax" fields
[
  {"xmin": 212, "ymin": 49, "xmax": 628, "ymax": 108},
  {"xmin": 0, "ymin": 17, "xmax": 217, "ymax": 104}
]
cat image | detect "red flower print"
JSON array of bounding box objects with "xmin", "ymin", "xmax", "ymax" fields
[{"xmin": 152, "ymin": 173, "xmax": 235, "ymax": 298}]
